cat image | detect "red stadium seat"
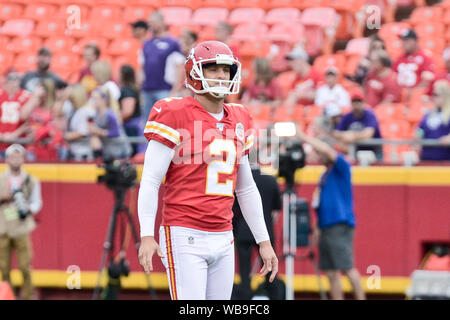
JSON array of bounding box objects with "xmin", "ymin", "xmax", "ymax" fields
[
  {"xmin": 238, "ymin": 40, "xmax": 271, "ymax": 58},
  {"xmin": 230, "ymin": 23, "xmax": 268, "ymax": 42},
  {"xmin": 89, "ymin": 5, "xmax": 123, "ymax": 21},
  {"xmin": 200, "ymin": 0, "xmax": 230, "ymax": 8},
  {"xmin": 107, "ymin": 38, "xmax": 141, "ymax": 56},
  {"xmin": 13, "ymin": 53, "xmax": 38, "ymax": 73},
  {"xmin": 266, "ymin": 0, "xmax": 301, "ymax": 9},
  {"xmin": 409, "ymin": 6, "xmax": 443, "ymax": 25},
  {"xmin": 197, "ymin": 25, "xmax": 217, "ymax": 42},
  {"xmin": 233, "ymin": 0, "xmax": 269, "ymax": 9},
  {"xmin": 313, "ymin": 54, "xmax": 346, "ymax": 74},
  {"xmin": 247, "ymin": 104, "xmax": 272, "ymax": 121},
  {"xmin": 65, "ymin": 21, "xmax": 98, "ymax": 39},
  {"xmin": 0, "ymin": 52, "xmax": 14, "ymax": 74},
  {"xmin": 51, "ymin": 54, "xmax": 79, "ymax": 75},
  {"xmin": 162, "ymin": 0, "xmax": 201, "ymax": 9},
  {"xmin": 0, "ymin": 3, "xmax": 23, "ymax": 21},
  {"xmin": 95, "ymin": 0, "xmax": 126, "ymax": 5},
  {"xmin": 345, "ymin": 37, "xmax": 370, "ymax": 57},
  {"xmin": 267, "ymin": 22, "xmax": 304, "ymax": 44},
  {"xmin": 276, "ymin": 70, "xmax": 298, "ymax": 98},
  {"xmin": 414, "ymin": 23, "xmax": 445, "ymax": 41},
  {"xmin": 304, "ymin": 105, "xmax": 324, "ymax": 125},
  {"xmin": 55, "ymin": 4, "xmax": 91, "ymax": 21},
  {"xmin": 0, "ymin": 19, "xmax": 34, "ymax": 37},
  {"xmin": 343, "ymin": 53, "xmax": 363, "ymax": 75},
  {"xmin": 34, "ymin": 20, "xmax": 67, "ymax": 38},
  {"xmin": 7, "ymin": 36, "xmax": 43, "ymax": 54},
  {"xmin": 192, "ymin": 8, "xmax": 229, "ymax": 26},
  {"xmin": 123, "ymin": 6, "xmax": 153, "ymax": 23},
  {"xmin": 229, "ymin": 8, "xmax": 266, "ymax": 25},
  {"xmin": 23, "ymin": 4, "xmax": 57, "ymax": 21},
  {"xmin": 159, "ymin": 7, "xmax": 193, "ymax": 26},
  {"xmin": 379, "ymin": 119, "xmax": 411, "ymax": 139},
  {"xmin": 374, "ymin": 103, "xmax": 407, "ymax": 121},
  {"xmin": 378, "ymin": 22, "xmax": 410, "ymax": 42},
  {"xmin": 44, "ymin": 37, "xmax": 75, "ymax": 53},
  {"xmin": 95, "ymin": 21, "xmax": 128, "ymax": 39},
  {"xmin": 272, "ymin": 105, "xmax": 304, "ymax": 123},
  {"xmin": 420, "ymin": 38, "xmax": 446, "ymax": 56},
  {"xmin": 265, "ymin": 8, "xmax": 301, "ymax": 25}
]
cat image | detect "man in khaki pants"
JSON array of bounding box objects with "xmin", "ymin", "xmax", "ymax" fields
[{"xmin": 0, "ymin": 144, "xmax": 42, "ymax": 300}]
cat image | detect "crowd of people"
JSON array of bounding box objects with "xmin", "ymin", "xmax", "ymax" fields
[{"xmin": 0, "ymin": 11, "xmax": 450, "ymax": 163}]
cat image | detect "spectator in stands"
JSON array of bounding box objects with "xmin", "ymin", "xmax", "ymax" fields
[
  {"xmin": 0, "ymin": 144, "xmax": 42, "ymax": 300},
  {"xmin": 393, "ymin": 29, "xmax": 435, "ymax": 92},
  {"xmin": 90, "ymin": 60, "xmax": 121, "ymax": 117},
  {"xmin": 346, "ymin": 34, "xmax": 386, "ymax": 86},
  {"xmin": 284, "ymin": 46, "xmax": 322, "ymax": 106},
  {"xmin": 215, "ymin": 21, "xmax": 239, "ymax": 58},
  {"xmin": 21, "ymin": 47, "xmax": 62, "ymax": 93},
  {"xmin": 118, "ymin": 64, "xmax": 143, "ymax": 156},
  {"xmin": 314, "ymin": 67, "xmax": 350, "ymax": 109},
  {"xmin": 333, "ymin": 90, "xmax": 383, "ymax": 160},
  {"xmin": 364, "ymin": 49, "xmax": 401, "ymax": 108},
  {"xmin": 170, "ymin": 29, "xmax": 198, "ymax": 98},
  {"xmin": 130, "ymin": 20, "xmax": 149, "ymax": 88},
  {"xmin": 89, "ymin": 88, "xmax": 131, "ymax": 160},
  {"xmin": 427, "ymin": 47, "xmax": 450, "ymax": 96},
  {"xmin": 64, "ymin": 85, "xmax": 96, "ymax": 161},
  {"xmin": 141, "ymin": 11, "xmax": 183, "ymax": 120},
  {"xmin": 310, "ymin": 102, "xmax": 343, "ymax": 140},
  {"xmin": 241, "ymin": 57, "xmax": 283, "ymax": 108},
  {"xmin": 78, "ymin": 43, "xmax": 101, "ymax": 95},
  {"xmin": 295, "ymin": 130, "xmax": 366, "ymax": 301},
  {"xmin": 416, "ymin": 80, "xmax": 450, "ymax": 161},
  {"xmin": 0, "ymin": 72, "xmax": 44, "ymax": 158}
]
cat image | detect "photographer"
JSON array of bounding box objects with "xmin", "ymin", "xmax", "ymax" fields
[
  {"xmin": 296, "ymin": 130, "xmax": 366, "ymax": 300},
  {"xmin": 0, "ymin": 144, "xmax": 42, "ymax": 300}
]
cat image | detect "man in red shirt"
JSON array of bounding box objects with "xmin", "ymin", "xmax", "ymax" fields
[
  {"xmin": 392, "ymin": 29, "xmax": 435, "ymax": 90},
  {"xmin": 284, "ymin": 46, "xmax": 323, "ymax": 106},
  {"xmin": 0, "ymin": 72, "xmax": 43, "ymax": 157},
  {"xmin": 137, "ymin": 41, "xmax": 277, "ymax": 300},
  {"xmin": 365, "ymin": 50, "xmax": 402, "ymax": 108}
]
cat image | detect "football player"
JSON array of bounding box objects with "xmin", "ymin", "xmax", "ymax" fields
[{"xmin": 137, "ymin": 41, "xmax": 278, "ymax": 300}]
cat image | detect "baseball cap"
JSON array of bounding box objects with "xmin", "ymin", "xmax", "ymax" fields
[
  {"xmin": 286, "ymin": 46, "xmax": 309, "ymax": 61},
  {"xmin": 130, "ymin": 20, "xmax": 149, "ymax": 29},
  {"xmin": 5, "ymin": 144, "xmax": 26, "ymax": 157},
  {"xmin": 399, "ymin": 28, "xmax": 418, "ymax": 40},
  {"xmin": 351, "ymin": 88, "xmax": 365, "ymax": 101}
]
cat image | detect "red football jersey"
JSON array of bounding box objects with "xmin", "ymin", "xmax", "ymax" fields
[
  {"xmin": 0, "ymin": 88, "xmax": 30, "ymax": 150},
  {"xmin": 144, "ymin": 96, "xmax": 255, "ymax": 232},
  {"xmin": 393, "ymin": 50, "xmax": 435, "ymax": 88}
]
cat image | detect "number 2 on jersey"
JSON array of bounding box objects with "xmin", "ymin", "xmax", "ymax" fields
[{"xmin": 205, "ymin": 139, "xmax": 237, "ymax": 197}]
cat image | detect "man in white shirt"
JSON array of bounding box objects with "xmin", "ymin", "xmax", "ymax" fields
[{"xmin": 314, "ymin": 67, "xmax": 350, "ymax": 109}]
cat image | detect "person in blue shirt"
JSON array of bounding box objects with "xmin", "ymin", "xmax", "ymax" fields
[{"xmin": 297, "ymin": 129, "xmax": 366, "ymax": 300}]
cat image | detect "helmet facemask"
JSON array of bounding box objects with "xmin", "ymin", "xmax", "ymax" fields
[{"xmin": 186, "ymin": 50, "xmax": 241, "ymax": 99}]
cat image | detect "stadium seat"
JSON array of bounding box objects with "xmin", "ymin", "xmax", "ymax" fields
[
  {"xmin": 0, "ymin": 52, "xmax": 14, "ymax": 74},
  {"xmin": 312, "ymin": 54, "xmax": 346, "ymax": 74},
  {"xmin": 95, "ymin": 0, "xmax": 126, "ymax": 5},
  {"xmin": 264, "ymin": 7, "xmax": 301, "ymax": 25},
  {"xmin": 55, "ymin": 4, "xmax": 91, "ymax": 21},
  {"xmin": 127, "ymin": 0, "xmax": 160, "ymax": 7},
  {"xmin": 297, "ymin": 0, "xmax": 331, "ymax": 10},
  {"xmin": 266, "ymin": 0, "xmax": 301, "ymax": 9},
  {"xmin": 95, "ymin": 21, "xmax": 127, "ymax": 39},
  {"xmin": 378, "ymin": 22, "xmax": 410, "ymax": 41},
  {"xmin": 162, "ymin": 0, "xmax": 201, "ymax": 9},
  {"xmin": 343, "ymin": 53, "xmax": 363, "ymax": 75},
  {"xmin": 304, "ymin": 105, "xmax": 324, "ymax": 125},
  {"xmin": 122, "ymin": 6, "xmax": 153, "ymax": 23},
  {"xmin": 228, "ymin": 8, "xmax": 266, "ymax": 26},
  {"xmin": 159, "ymin": 7, "xmax": 193, "ymax": 26},
  {"xmin": 247, "ymin": 104, "xmax": 272, "ymax": 121},
  {"xmin": 34, "ymin": 20, "xmax": 67, "ymax": 38},
  {"xmin": 107, "ymin": 38, "xmax": 141, "ymax": 56},
  {"xmin": 23, "ymin": 4, "xmax": 58, "ymax": 21},
  {"xmin": 300, "ymin": 7, "xmax": 341, "ymax": 56},
  {"xmin": 409, "ymin": 6, "xmax": 443, "ymax": 25},
  {"xmin": 197, "ymin": 25, "xmax": 216, "ymax": 42},
  {"xmin": 112, "ymin": 55, "xmax": 138, "ymax": 75},
  {"xmin": 267, "ymin": 22, "xmax": 304, "ymax": 44},
  {"xmin": 345, "ymin": 37, "xmax": 370, "ymax": 56},
  {"xmin": 233, "ymin": 0, "xmax": 269, "ymax": 9},
  {"xmin": 192, "ymin": 8, "xmax": 229, "ymax": 26},
  {"xmin": 276, "ymin": 70, "xmax": 298, "ymax": 98},
  {"xmin": 200, "ymin": 0, "xmax": 230, "ymax": 8},
  {"xmin": 0, "ymin": 3, "xmax": 23, "ymax": 21},
  {"xmin": 13, "ymin": 53, "xmax": 38, "ymax": 73},
  {"xmin": 51, "ymin": 54, "xmax": 80, "ymax": 76},
  {"xmin": 413, "ymin": 23, "xmax": 445, "ymax": 41},
  {"xmin": 374, "ymin": 103, "xmax": 407, "ymax": 121},
  {"xmin": 380, "ymin": 119, "xmax": 411, "ymax": 139},
  {"xmin": 65, "ymin": 21, "xmax": 97, "ymax": 39},
  {"xmin": 7, "ymin": 36, "xmax": 43, "ymax": 54},
  {"xmin": 44, "ymin": 36, "xmax": 75, "ymax": 53},
  {"xmin": 420, "ymin": 38, "xmax": 446, "ymax": 56},
  {"xmin": 0, "ymin": 19, "xmax": 34, "ymax": 37},
  {"xmin": 89, "ymin": 5, "xmax": 123, "ymax": 21},
  {"xmin": 230, "ymin": 23, "xmax": 268, "ymax": 42},
  {"xmin": 329, "ymin": 0, "xmax": 365, "ymax": 40},
  {"xmin": 272, "ymin": 105, "xmax": 304, "ymax": 123},
  {"xmin": 238, "ymin": 40, "xmax": 271, "ymax": 58}
]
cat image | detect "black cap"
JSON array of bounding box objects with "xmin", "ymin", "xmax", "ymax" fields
[
  {"xmin": 130, "ymin": 20, "xmax": 148, "ymax": 30},
  {"xmin": 399, "ymin": 28, "xmax": 417, "ymax": 40}
]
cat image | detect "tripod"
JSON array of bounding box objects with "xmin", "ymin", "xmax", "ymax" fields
[
  {"xmin": 282, "ymin": 186, "xmax": 327, "ymax": 300},
  {"xmin": 92, "ymin": 187, "xmax": 157, "ymax": 300}
]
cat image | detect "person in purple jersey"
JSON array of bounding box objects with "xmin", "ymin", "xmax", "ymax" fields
[
  {"xmin": 416, "ymin": 80, "xmax": 450, "ymax": 161},
  {"xmin": 333, "ymin": 89, "xmax": 383, "ymax": 160},
  {"xmin": 141, "ymin": 11, "xmax": 184, "ymax": 121}
]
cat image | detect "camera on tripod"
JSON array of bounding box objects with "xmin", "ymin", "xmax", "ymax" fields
[{"xmin": 97, "ymin": 157, "xmax": 137, "ymax": 191}]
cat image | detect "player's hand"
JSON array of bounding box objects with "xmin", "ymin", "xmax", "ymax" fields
[
  {"xmin": 258, "ymin": 241, "xmax": 278, "ymax": 283},
  {"xmin": 138, "ymin": 236, "xmax": 165, "ymax": 274}
]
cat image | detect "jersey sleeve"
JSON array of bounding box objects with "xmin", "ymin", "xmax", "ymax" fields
[
  {"xmin": 243, "ymin": 109, "xmax": 255, "ymax": 156},
  {"xmin": 143, "ymin": 100, "xmax": 181, "ymax": 149}
]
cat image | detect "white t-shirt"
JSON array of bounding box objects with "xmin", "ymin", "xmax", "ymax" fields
[{"xmin": 314, "ymin": 84, "xmax": 350, "ymax": 108}]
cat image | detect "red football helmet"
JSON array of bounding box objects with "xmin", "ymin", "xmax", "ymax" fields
[{"xmin": 185, "ymin": 40, "xmax": 241, "ymax": 98}]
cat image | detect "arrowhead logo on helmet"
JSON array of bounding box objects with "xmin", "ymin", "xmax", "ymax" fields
[{"xmin": 185, "ymin": 40, "xmax": 241, "ymax": 99}]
